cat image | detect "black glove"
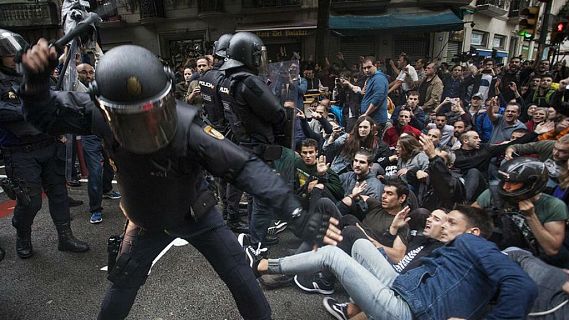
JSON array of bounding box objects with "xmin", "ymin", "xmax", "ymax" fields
[{"xmin": 289, "ymin": 207, "xmax": 330, "ymax": 245}]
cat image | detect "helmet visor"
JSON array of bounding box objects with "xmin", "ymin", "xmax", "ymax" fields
[
  {"xmin": 97, "ymin": 82, "xmax": 178, "ymax": 154},
  {"xmin": 0, "ymin": 31, "xmax": 27, "ymax": 56}
]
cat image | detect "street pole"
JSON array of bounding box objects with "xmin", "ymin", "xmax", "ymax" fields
[{"xmin": 537, "ymin": 0, "xmax": 554, "ymax": 60}]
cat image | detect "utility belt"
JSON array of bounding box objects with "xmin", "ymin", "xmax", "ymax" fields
[
  {"xmin": 1, "ymin": 138, "xmax": 55, "ymax": 155},
  {"xmin": 240, "ymin": 142, "xmax": 282, "ymax": 161}
]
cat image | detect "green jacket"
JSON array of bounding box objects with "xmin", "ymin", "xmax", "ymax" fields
[{"xmin": 294, "ymin": 156, "xmax": 344, "ymax": 205}]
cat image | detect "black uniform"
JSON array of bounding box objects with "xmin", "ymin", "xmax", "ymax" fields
[
  {"xmin": 199, "ymin": 67, "xmax": 226, "ymax": 130},
  {"xmin": 218, "ymin": 67, "xmax": 291, "ymax": 245},
  {"xmin": 0, "ymin": 68, "xmax": 87, "ymax": 258},
  {"xmin": 21, "ymin": 86, "xmax": 301, "ymax": 319}
]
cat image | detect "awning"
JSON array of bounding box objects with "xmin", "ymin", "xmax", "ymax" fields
[
  {"xmin": 236, "ymin": 20, "xmax": 317, "ymax": 32},
  {"xmin": 329, "ymin": 9, "xmax": 464, "ymax": 33},
  {"xmin": 477, "ymin": 49, "xmax": 508, "ymax": 58}
]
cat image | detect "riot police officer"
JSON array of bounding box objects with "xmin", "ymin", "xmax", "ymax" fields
[
  {"xmin": 218, "ymin": 32, "xmax": 293, "ymax": 248},
  {"xmin": 199, "ymin": 34, "xmax": 249, "ymax": 234},
  {"xmin": 20, "ymin": 39, "xmax": 328, "ymax": 319},
  {"xmin": 0, "ymin": 29, "xmax": 89, "ymax": 259}
]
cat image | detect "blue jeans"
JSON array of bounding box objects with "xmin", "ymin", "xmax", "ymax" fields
[
  {"xmin": 82, "ymin": 135, "xmax": 104, "ymax": 213},
  {"xmin": 268, "ymin": 239, "xmax": 413, "ymax": 320}
]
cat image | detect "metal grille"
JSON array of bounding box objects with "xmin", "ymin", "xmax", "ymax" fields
[
  {"xmin": 340, "ymin": 40, "xmax": 375, "ymax": 66},
  {"xmin": 393, "ymin": 38, "xmax": 428, "ymax": 61},
  {"xmin": 242, "ymin": 0, "xmax": 301, "ymax": 8},
  {"xmin": 447, "ymin": 41, "xmax": 461, "ymax": 62}
]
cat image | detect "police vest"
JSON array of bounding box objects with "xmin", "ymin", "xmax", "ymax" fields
[{"xmin": 199, "ymin": 69, "xmax": 225, "ymax": 127}]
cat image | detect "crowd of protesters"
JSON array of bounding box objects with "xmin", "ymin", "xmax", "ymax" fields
[
  {"xmin": 200, "ymin": 51, "xmax": 569, "ymax": 319},
  {"xmin": 3, "ymin": 28, "xmax": 569, "ymax": 318}
]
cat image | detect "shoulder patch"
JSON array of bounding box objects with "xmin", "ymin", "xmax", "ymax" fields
[{"xmin": 203, "ymin": 125, "xmax": 224, "ymax": 140}]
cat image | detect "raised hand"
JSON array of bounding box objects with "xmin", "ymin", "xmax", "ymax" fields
[
  {"xmin": 351, "ymin": 181, "xmax": 367, "ymax": 198},
  {"xmin": 419, "ymin": 134, "xmax": 436, "ymax": 158},
  {"xmin": 21, "ymin": 38, "xmax": 57, "ymax": 74},
  {"xmin": 390, "ymin": 206, "xmax": 411, "ymax": 231},
  {"xmin": 316, "ymin": 155, "xmax": 329, "ymax": 175},
  {"xmin": 323, "ymin": 217, "xmax": 343, "ymax": 246}
]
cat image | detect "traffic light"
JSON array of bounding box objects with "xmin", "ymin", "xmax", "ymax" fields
[
  {"xmin": 519, "ymin": 6, "xmax": 540, "ymax": 40},
  {"xmin": 551, "ymin": 20, "xmax": 568, "ymax": 44}
]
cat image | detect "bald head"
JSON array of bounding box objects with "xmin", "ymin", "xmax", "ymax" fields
[{"xmin": 77, "ymin": 63, "xmax": 94, "ymax": 85}]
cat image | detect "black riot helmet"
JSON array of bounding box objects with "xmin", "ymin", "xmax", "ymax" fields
[
  {"xmin": 90, "ymin": 45, "xmax": 177, "ymax": 154},
  {"xmin": 497, "ymin": 157, "xmax": 548, "ymax": 203},
  {"xmin": 213, "ymin": 33, "xmax": 232, "ymax": 59},
  {"xmin": 220, "ymin": 32, "xmax": 266, "ymax": 72},
  {"xmin": 0, "ymin": 29, "xmax": 28, "ymax": 73}
]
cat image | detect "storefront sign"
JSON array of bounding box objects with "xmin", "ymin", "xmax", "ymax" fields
[
  {"xmin": 0, "ymin": 2, "xmax": 59, "ymax": 27},
  {"xmin": 254, "ymin": 29, "xmax": 313, "ymax": 38}
]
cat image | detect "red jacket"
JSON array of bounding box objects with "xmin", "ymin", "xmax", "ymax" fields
[{"xmin": 383, "ymin": 124, "xmax": 421, "ymax": 147}]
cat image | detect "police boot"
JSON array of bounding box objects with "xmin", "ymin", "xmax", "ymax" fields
[
  {"xmin": 227, "ymin": 212, "xmax": 249, "ymax": 234},
  {"xmin": 16, "ymin": 229, "xmax": 33, "ymax": 259},
  {"xmin": 56, "ymin": 223, "xmax": 90, "ymax": 253}
]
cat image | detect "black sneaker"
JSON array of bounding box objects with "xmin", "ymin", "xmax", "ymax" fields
[
  {"xmin": 322, "ymin": 297, "xmax": 349, "ymax": 320},
  {"xmin": 67, "ymin": 179, "xmax": 81, "ymax": 187},
  {"xmin": 294, "ymin": 273, "xmax": 335, "ymax": 294},
  {"xmin": 244, "ymin": 245, "xmax": 263, "ymax": 278},
  {"xmin": 267, "ymin": 220, "xmax": 288, "ymax": 235},
  {"xmin": 259, "ymin": 274, "xmax": 293, "ymax": 289}
]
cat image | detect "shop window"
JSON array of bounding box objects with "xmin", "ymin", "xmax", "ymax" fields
[
  {"xmin": 493, "ymin": 34, "xmax": 506, "ymax": 50},
  {"xmin": 471, "ymin": 31, "xmax": 487, "ymax": 47}
]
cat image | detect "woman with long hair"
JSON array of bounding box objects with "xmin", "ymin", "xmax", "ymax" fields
[
  {"xmin": 395, "ymin": 134, "xmax": 429, "ymax": 181},
  {"xmin": 323, "ymin": 116, "xmax": 378, "ymax": 174}
]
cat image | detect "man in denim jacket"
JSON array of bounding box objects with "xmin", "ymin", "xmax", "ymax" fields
[{"xmin": 250, "ymin": 205, "xmax": 537, "ymax": 319}]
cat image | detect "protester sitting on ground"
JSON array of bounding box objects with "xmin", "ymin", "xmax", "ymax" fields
[
  {"xmin": 295, "ymin": 138, "xmax": 344, "ymax": 207},
  {"xmin": 487, "ymin": 99, "xmax": 527, "ymax": 144},
  {"xmin": 537, "ymin": 115, "xmax": 569, "ymax": 141},
  {"xmin": 473, "ymin": 158, "xmax": 568, "ymax": 268},
  {"xmin": 382, "ymin": 108, "xmax": 421, "ymax": 148},
  {"xmin": 394, "ymin": 135, "xmax": 429, "ymax": 184},
  {"xmin": 425, "ymin": 112, "xmax": 454, "ymax": 147},
  {"xmin": 246, "ymin": 205, "xmax": 537, "ymax": 320},
  {"xmin": 323, "ymin": 116, "xmax": 378, "ymax": 174},
  {"xmin": 390, "ymin": 91, "xmax": 426, "ymax": 130},
  {"xmin": 407, "ymin": 135, "xmax": 466, "ymax": 211}
]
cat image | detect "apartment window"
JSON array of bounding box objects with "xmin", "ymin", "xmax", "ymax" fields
[
  {"xmin": 493, "ymin": 35, "xmax": 506, "ymax": 49},
  {"xmin": 471, "ymin": 31, "xmax": 487, "ymax": 46}
]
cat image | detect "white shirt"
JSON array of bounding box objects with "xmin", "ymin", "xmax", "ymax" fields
[{"xmin": 396, "ymin": 64, "xmax": 419, "ymax": 92}]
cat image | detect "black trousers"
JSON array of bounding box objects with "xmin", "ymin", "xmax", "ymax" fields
[
  {"xmin": 98, "ymin": 210, "xmax": 271, "ymax": 320},
  {"xmin": 3, "ymin": 142, "xmax": 70, "ymax": 233}
]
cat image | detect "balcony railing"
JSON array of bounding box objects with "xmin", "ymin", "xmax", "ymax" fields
[
  {"xmin": 97, "ymin": 0, "xmax": 121, "ymax": 22},
  {"xmin": 476, "ymin": 0, "xmax": 507, "ymax": 9},
  {"xmin": 242, "ymin": 0, "xmax": 301, "ymax": 9},
  {"xmin": 476, "ymin": 0, "xmax": 508, "ymax": 17}
]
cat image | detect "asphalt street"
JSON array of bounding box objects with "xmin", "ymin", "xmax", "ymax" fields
[{"xmin": 0, "ymin": 178, "xmax": 349, "ymax": 320}]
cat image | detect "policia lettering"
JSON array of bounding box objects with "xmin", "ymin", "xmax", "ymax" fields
[{"xmin": 20, "ymin": 39, "xmax": 329, "ymax": 319}]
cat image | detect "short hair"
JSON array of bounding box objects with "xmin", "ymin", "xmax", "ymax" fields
[
  {"xmin": 460, "ymin": 131, "xmax": 475, "ymax": 143},
  {"xmin": 455, "ymin": 205, "xmax": 493, "ymax": 239},
  {"xmin": 451, "ymin": 64, "xmax": 462, "ymax": 71},
  {"xmin": 483, "ymin": 58, "xmax": 494, "ymax": 65},
  {"xmin": 407, "ymin": 90, "xmax": 419, "ymax": 97},
  {"xmin": 363, "ymin": 56, "xmax": 376, "ymax": 65},
  {"xmin": 383, "ymin": 178, "xmax": 410, "ymax": 199},
  {"xmin": 541, "ymin": 72, "xmax": 553, "ymax": 79},
  {"xmin": 505, "ymin": 102, "xmax": 520, "ymax": 112},
  {"xmin": 435, "ymin": 112, "xmax": 447, "ymax": 118},
  {"xmin": 300, "ymin": 138, "xmax": 318, "ymax": 150},
  {"xmin": 399, "ymin": 53, "xmax": 409, "ymax": 64},
  {"xmin": 354, "ymin": 148, "xmax": 373, "ymax": 164}
]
